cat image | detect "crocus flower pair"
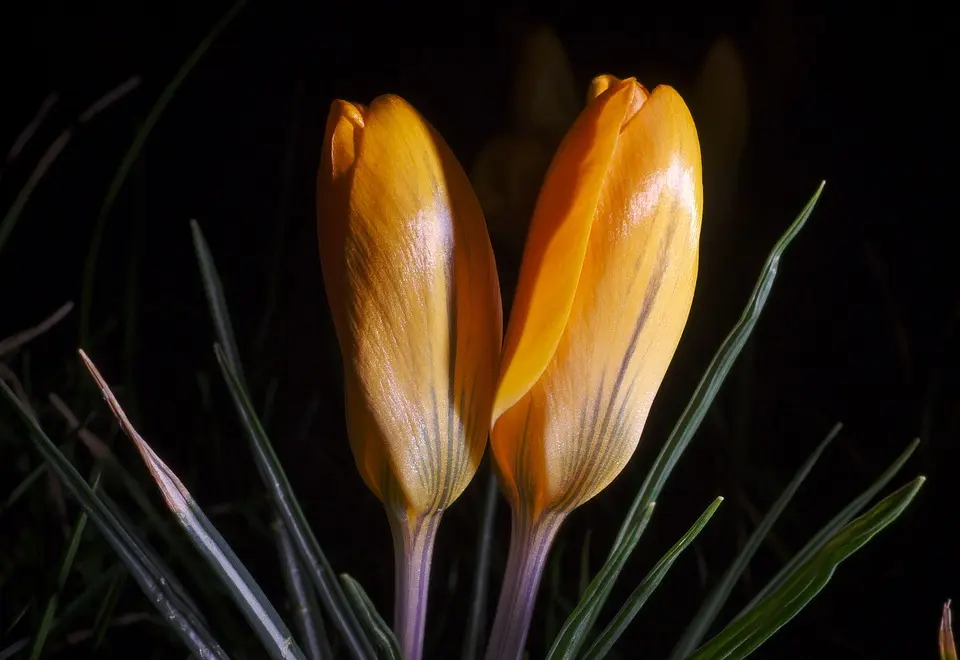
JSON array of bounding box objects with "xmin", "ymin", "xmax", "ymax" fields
[{"xmin": 317, "ymin": 74, "xmax": 702, "ymax": 660}]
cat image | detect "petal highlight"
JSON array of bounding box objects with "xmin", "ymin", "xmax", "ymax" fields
[
  {"xmin": 318, "ymin": 95, "xmax": 501, "ymax": 515},
  {"xmin": 492, "ymin": 82, "xmax": 702, "ymax": 517}
]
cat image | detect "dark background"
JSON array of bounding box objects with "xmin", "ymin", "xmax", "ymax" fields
[{"xmin": 1, "ymin": 1, "xmax": 955, "ymax": 659}]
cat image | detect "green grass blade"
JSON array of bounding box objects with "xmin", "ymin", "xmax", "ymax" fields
[
  {"xmin": 3, "ymin": 605, "xmax": 29, "ymax": 636},
  {"xmin": 461, "ymin": 467, "xmax": 500, "ymax": 660},
  {"xmin": 734, "ymin": 437, "xmax": 919, "ymax": 619},
  {"xmin": 340, "ymin": 574, "xmax": 403, "ymax": 660},
  {"xmin": 28, "ymin": 469, "xmax": 101, "ymax": 660},
  {"xmin": 99, "ymin": 443, "xmax": 223, "ymax": 599},
  {"xmin": 0, "ymin": 380, "xmax": 228, "ymax": 659},
  {"xmin": 49, "ymin": 390, "xmax": 223, "ymax": 606},
  {"xmin": 2, "ymin": 462, "xmax": 46, "ymax": 511},
  {"xmin": 614, "ymin": 182, "xmax": 825, "ymax": 550},
  {"xmin": 98, "ymin": 490, "xmax": 208, "ymax": 623},
  {"xmin": 545, "ymin": 503, "xmax": 656, "ymax": 660},
  {"xmin": 80, "ymin": 350, "xmax": 306, "ymax": 660},
  {"xmin": 548, "ymin": 182, "xmax": 825, "ymax": 659},
  {"xmin": 584, "ymin": 497, "xmax": 724, "ymax": 660},
  {"xmin": 190, "ymin": 219, "xmax": 246, "ymax": 381},
  {"xmin": 92, "ymin": 571, "xmax": 127, "ymax": 648},
  {"xmin": 1, "ymin": 92, "xmax": 57, "ymax": 175},
  {"xmin": 0, "ymin": 130, "xmax": 69, "ymax": 256},
  {"xmin": 0, "ymin": 78, "xmax": 140, "ymax": 257},
  {"xmin": 214, "ymin": 343, "xmax": 376, "ymax": 660},
  {"xmin": 687, "ymin": 476, "xmax": 924, "ymax": 660},
  {"xmin": 0, "ymin": 565, "xmax": 127, "ymax": 660},
  {"xmin": 79, "ymin": 0, "xmax": 247, "ymax": 345},
  {"xmin": 191, "ymin": 219, "xmax": 347, "ymax": 659},
  {"xmin": 669, "ymin": 422, "xmax": 842, "ymax": 658},
  {"xmin": 276, "ymin": 519, "xmax": 333, "ymax": 659}
]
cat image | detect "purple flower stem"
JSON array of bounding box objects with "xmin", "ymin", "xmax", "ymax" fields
[
  {"xmin": 485, "ymin": 510, "xmax": 565, "ymax": 660},
  {"xmin": 389, "ymin": 510, "xmax": 441, "ymax": 660}
]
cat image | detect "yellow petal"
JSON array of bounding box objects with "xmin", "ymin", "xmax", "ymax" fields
[
  {"xmin": 492, "ymin": 82, "xmax": 702, "ymax": 517},
  {"xmin": 317, "ymin": 96, "xmax": 502, "ymax": 515},
  {"xmin": 493, "ymin": 79, "xmax": 646, "ymax": 424},
  {"xmin": 587, "ymin": 74, "xmax": 622, "ymax": 102}
]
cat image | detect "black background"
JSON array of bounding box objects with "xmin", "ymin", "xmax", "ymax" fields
[{"xmin": 1, "ymin": 1, "xmax": 955, "ymax": 659}]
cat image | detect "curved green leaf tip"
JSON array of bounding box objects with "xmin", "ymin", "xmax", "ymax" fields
[{"xmin": 688, "ymin": 475, "xmax": 924, "ymax": 660}]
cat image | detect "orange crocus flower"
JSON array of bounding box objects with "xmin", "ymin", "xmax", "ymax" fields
[
  {"xmin": 486, "ymin": 75, "xmax": 703, "ymax": 660},
  {"xmin": 317, "ymin": 95, "xmax": 502, "ymax": 660}
]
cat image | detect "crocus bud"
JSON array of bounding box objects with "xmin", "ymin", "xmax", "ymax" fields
[
  {"xmin": 317, "ymin": 94, "xmax": 502, "ymax": 660},
  {"xmin": 486, "ymin": 76, "xmax": 702, "ymax": 660}
]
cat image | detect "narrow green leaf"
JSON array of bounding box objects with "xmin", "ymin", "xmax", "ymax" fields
[
  {"xmin": 97, "ymin": 440, "xmax": 223, "ymax": 600},
  {"xmin": 0, "ymin": 302, "xmax": 74, "ymax": 359},
  {"xmin": 92, "ymin": 571, "xmax": 127, "ymax": 648},
  {"xmin": 461, "ymin": 466, "xmax": 500, "ymax": 660},
  {"xmin": 1, "ymin": 92, "xmax": 57, "ymax": 174},
  {"xmin": 545, "ymin": 503, "xmax": 656, "ymax": 660},
  {"xmin": 29, "ymin": 470, "xmax": 101, "ymax": 660},
  {"xmin": 48, "ymin": 390, "xmax": 224, "ymax": 606},
  {"xmin": 0, "ymin": 638, "xmax": 27, "ymax": 660},
  {"xmin": 0, "ymin": 565, "xmax": 126, "ymax": 660},
  {"xmin": 2, "ymin": 462, "xmax": 46, "ymax": 511},
  {"xmin": 276, "ymin": 519, "xmax": 333, "ymax": 660},
  {"xmin": 548, "ymin": 182, "xmax": 825, "ymax": 659},
  {"xmin": 98, "ymin": 490, "xmax": 208, "ymax": 623},
  {"xmin": 0, "ymin": 78, "xmax": 140, "ymax": 257},
  {"xmin": 190, "ymin": 218, "xmax": 246, "ymax": 382},
  {"xmin": 735, "ymin": 437, "xmax": 920, "ymax": 619},
  {"xmin": 584, "ymin": 497, "xmax": 724, "ymax": 660},
  {"xmin": 670, "ymin": 423, "xmax": 842, "ymax": 658},
  {"xmin": 191, "ymin": 219, "xmax": 366, "ymax": 659},
  {"xmin": 79, "ymin": 0, "xmax": 247, "ymax": 345},
  {"xmin": 3, "ymin": 605, "xmax": 29, "ymax": 636},
  {"xmin": 80, "ymin": 350, "xmax": 305, "ymax": 660},
  {"xmin": 687, "ymin": 476, "xmax": 924, "ymax": 660},
  {"xmin": 0, "ymin": 379, "xmax": 228, "ymax": 659},
  {"xmin": 215, "ymin": 343, "xmax": 376, "ymax": 660},
  {"xmin": 615, "ymin": 182, "xmax": 825, "ymax": 550},
  {"xmin": 340, "ymin": 574, "xmax": 403, "ymax": 660}
]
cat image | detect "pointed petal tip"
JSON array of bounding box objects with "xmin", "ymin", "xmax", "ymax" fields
[
  {"xmin": 328, "ymin": 99, "xmax": 365, "ymax": 127},
  {"xmin": 587, "ymin": 74, "xmax": 621, "ymax": 100}
]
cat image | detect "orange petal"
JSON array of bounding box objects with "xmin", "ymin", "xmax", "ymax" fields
[
  {"xmin": 587, "ymin": 74, "xmax": 622, "ymax": 102},
  {"xmin": 317, "ymin": 100, "xmax": 364, "ymax": 349},
  {"xmin": 492, "ymin": 83, "xmax": 702, "ymax": 516},
  {"xmin": 493, "ymin": 79, "xmax": 645, "ymax": 425},
  {"xmin": 317, "ymin": 96, "xmax": 501, "ymax": 515}
]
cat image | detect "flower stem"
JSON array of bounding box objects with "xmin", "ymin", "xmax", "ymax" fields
[
  {"xmin": 485, "ymin": 510, "xmax": 565, "ymax": 660},
  {"xmin": 389, "ymin": 510, "xmax": 441, "ymax": 660}
]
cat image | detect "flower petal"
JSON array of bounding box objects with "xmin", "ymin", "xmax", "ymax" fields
[
  {"xmin": 493, "ymin": 83, "xmax": 702, "ymax": 515},
  {"xmin": 317, "ymin": 100, "xmax": 364, "ymax": 347},
  {"xmin": 493, "ymin": 79, "xmax": 642, "ymax": 425},
  {"xmin": 317, "ymin": 96, "xmax": 501, "ymax": 514},
  {"xmin": 586, "ymin": 73, "xmax": 621, "ymax": 102}
]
